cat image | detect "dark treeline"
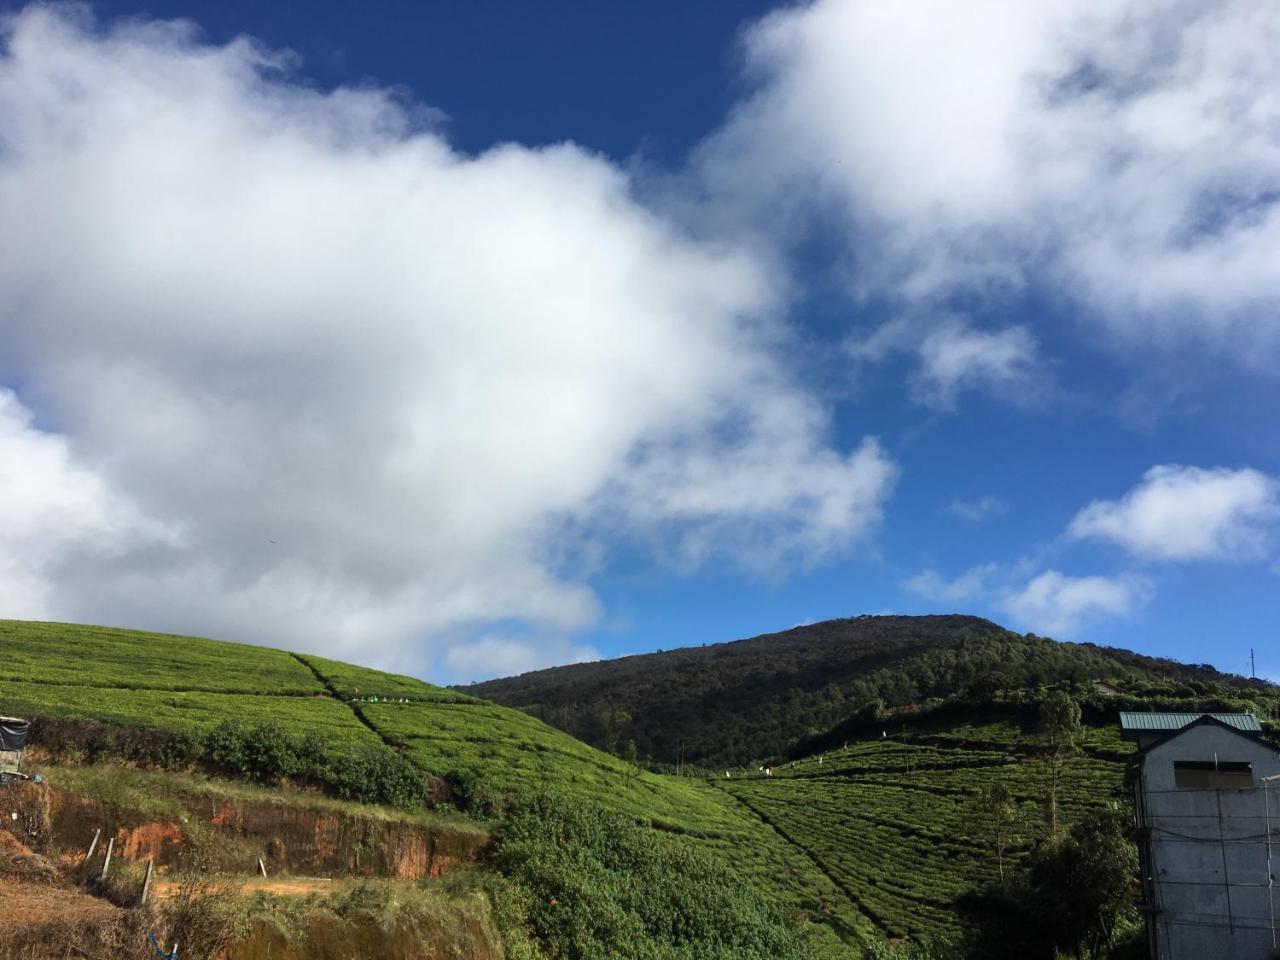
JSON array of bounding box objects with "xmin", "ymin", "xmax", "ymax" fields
[{"xmin": 466, "ymin": 615, "xmax": 1277, "ymax": 767}]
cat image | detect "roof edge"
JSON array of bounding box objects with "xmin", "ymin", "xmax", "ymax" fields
[{"xmin": 1129, "ymin": 714, "xmax": 1267, "ymax": 760}]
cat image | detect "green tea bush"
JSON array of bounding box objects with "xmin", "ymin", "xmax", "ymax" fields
[
  {"xmin": 201, "ymin": 719, "xmax": 427, "ymax": 808},
  {"xmin": 490, "ymin": 794, "xmax": 816, "ymax": 960}
]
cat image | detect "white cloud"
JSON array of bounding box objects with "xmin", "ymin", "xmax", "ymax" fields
[
  {"xmin": 848, "ymin": 315, "xmax": 1040, "ymax": 408},
  {"xmin": 917, "ymin": 323, "xmax": 1039, "ymax": 408},
  {"xmin": 700, "ymin": 0, "xmax": 1280, "ymax": 366},
  {"xmin": 0, "ymin": 389, "xmax": 172, "ymax": 619},
  {"xmin": 1068, "ymin": 465, "xmax": 1280, "ymax": 561},
  {"xmin": 441, "ymin": 635, "xmax": 600, "ymax": 685},
  {"xmin": 1002, "ymin": 570, "xmax": 1152, "ymax": 637},
  {"xmin": 947, "ymin": 496, "xmax": 1008, "ymax": 523},
  {"xmin": 0, "ymin": 8, "xmax": 897, "ymax": 677},
  {"xmin": 903, "ymin": 564, "xmax": 998, "ymax": 604}
]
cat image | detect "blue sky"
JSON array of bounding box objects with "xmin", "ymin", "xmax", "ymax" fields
[{"xmin": 0, "ymin": 1, "xmax": 1277, "ymax": 683}]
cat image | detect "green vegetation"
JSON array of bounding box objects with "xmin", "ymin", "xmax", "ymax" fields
[
  {"xmin": 488, "ymin": 794, "xmax": 818, "ymax": 960},
  {"xmin": 1038, "ymin": 690, "xmax": 1083, "ymax": 836},
  {"xmin": 5, "ymin": 615, "xmax": 1273, "ymax": 958},
  {"xmin": 717, "ymin": 714, "xmax": 1133, "ymax": 943},
  {"xmin": 958, "ymin": 810, "xmax": 1140, "ymax": 959},
  {"xmin": 43, "ymin": 760, "xmax": 484, "ymax": 833},
  {"xmin": 297, "ymin": 653, "xmax": 480, "ymax": 702},
  {"xmin": 1, "ymin": 619, "xmax": 866, "ymax": 955},
  {"xmin": 467, "ymin": 614, "xmax": 1278, "ymax": 767},
  {"xmin": 236, "ymin": 880, "xmax": 504, "ymax": 960},
  {"xmin": 305, "ymin": 663, "xmax": 871, "ymax": 952},
  {"xmin": 0, "ymin": 619, "xmax": 322, "ymax": 694},
  {"xmin": 0, "ymin": 678, "xmax": 375, "ymax": 744}
]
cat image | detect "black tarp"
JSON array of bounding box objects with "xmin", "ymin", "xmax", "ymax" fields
[{"xmin": 0, "ymin": 718, "xmax": 28, "ymax": 752}]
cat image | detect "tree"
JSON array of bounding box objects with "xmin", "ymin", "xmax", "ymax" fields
[
  {"xmin": 1029, "ymin": 809, "xmax": 1137, "ymax": 958},
  {"xmin": 598, "ymin": 707, "xmax": 632, "ymax": 755},
  {"xmin": 1039, "ymin": 691, "xmax": 1082, "ymax": 837},
  {"xmin": 975, "ymin": 783, "xmax": 1017, "ymax": 886},
  {"xmin": 958, "ymin": 808, "xmax": 1138, "ymax": 960}
]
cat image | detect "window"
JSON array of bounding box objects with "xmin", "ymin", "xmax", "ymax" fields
[{"xmin": 1173, "ymin": 760, "xmax": 1253, "ymax": 789}]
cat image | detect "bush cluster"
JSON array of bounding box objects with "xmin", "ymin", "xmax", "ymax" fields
[
  {"xmin": 489, "ymin": 793, "xmax": 815, "ymax": 960},
  {"xmin": 29, "ymin": 716, "xmax": 426, "ymax": 809}
]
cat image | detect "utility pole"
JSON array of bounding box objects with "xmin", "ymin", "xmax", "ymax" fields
[
  {"xmin": 1251, "ymin": 648, "xmax": 1257, "ymax": 680},
  {"xmin": 1263, "ymin": 773, "xmax": 1279, "ymax": 953}
]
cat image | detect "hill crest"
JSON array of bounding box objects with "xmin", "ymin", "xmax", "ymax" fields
[{"xmin": 464, "ymin": 613, "xmax": 1269, "ymax": 767}]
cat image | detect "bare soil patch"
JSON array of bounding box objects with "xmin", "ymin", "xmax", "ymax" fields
[{"xmin": 0, "ymin": 878, "xmax": 123, "ymax": 926}]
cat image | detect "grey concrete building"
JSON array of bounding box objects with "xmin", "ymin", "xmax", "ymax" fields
[{"xmin": 1124, "ymin": 713, "xmax": 1280, "ymax": 960}]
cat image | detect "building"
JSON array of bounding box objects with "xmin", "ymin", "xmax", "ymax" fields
[
  {"xmin": 1123, "ymin": 712, "xmax": 1280, "ymax": 960},
  {"xmin": 0, "ymin": 715, "xmax": 28, "ymax": 781}
]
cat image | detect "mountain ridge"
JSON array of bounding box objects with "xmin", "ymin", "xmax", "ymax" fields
[{"xmin": 464, "ymin": 613, "xmax": 1271, "ymax": 767}]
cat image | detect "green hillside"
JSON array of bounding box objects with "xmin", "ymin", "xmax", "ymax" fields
[
  {"xmin": 717, "ymin": 715, "xmax": 1134, "ymax": 943},
  {"xmin": 0, "ymin": 619, "xmax": 867, "ymax": 957},
  {"xmin": 465, "ymin": 614, "xmax": 1277, "ymax": 767},
  {"xmin": 6, "ymin": 616, "xmax": 1277, "ymax": 959}
]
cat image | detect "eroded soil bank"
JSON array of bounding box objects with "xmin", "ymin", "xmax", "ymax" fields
[
  {"xmin": 4, "ymin": 770, "xmax": 488, "ymax": 879},
  {"xmin": 1, "ymin": 772, "xmax": 505, "ymax": 960}
]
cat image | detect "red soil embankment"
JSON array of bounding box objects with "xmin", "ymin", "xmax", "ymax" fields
[{"xmin": 8, "ymin": 779, "xmax": 487, "ymax": 880}]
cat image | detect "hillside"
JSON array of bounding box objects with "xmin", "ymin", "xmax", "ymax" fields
[
  {"xmin": 714, "ymin": 714, "xmax": 1134, "ymax": 942},
  {"xmin": 0, "ymin": 619, "xmax": 867, "ymax": 958},
  {"xmin": 464, "ymin": 614, "xmax": 1275, "ymax": 766},
  {"xmin": 4, "ymin": 616, "xmax": 1278, "ymax": 958}
]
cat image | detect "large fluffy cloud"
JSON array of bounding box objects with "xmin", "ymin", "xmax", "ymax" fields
[
  {"xmin": 1068, "ymin": 465, "xmax": 1280, "ymax": 561},
  {"xmin": 700, "ymin": 0, "xmax": 1280, "ymax": 376},
  {"xmin": 0, "ymin": 389, "xmax": 169, "ymax": 619},
  {"xmin": 0, "ymin": 7, "xmax": 896, "ymax": 676}
]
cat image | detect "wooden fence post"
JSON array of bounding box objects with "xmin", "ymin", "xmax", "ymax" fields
[
  {"xmin": 258, "ymin": 856, "xmax": 268, "ymax": 878},
  {"xmin": 140, "ymin": 859, "xmax": 154, "ymax": 906},
  {"xmin": 99, "ymin": 836, "xmax": 114, "ymax": 882},
  {"xmin": 83, "ymin": 827, "xmax": 101, "ymax": 865}
]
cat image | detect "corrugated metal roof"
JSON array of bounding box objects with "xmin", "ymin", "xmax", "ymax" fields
[{"xmin": 1118, "ymin": 712, "xmax": 1261, "ymax": 732}]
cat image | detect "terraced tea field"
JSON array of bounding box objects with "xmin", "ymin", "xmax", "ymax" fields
[
  {"xmin": 301, "ymin": 656, "xmax": 872, "ymax": 952},
  {"xmin": 1, "ymin": 620, "xmax": 869, "ymax": 954},
  {"xmin": 1, "ymin": 620, "xmax": 324, "ymax": 693},
  {"xmin": 719, "ymin": 717, "xmax": 1134, "ymax": 941},
  {"xmin": 0, "ymin": 620, "xmax": 376, "ymax": 746},
  {"xmin": 298, "ymin": 654, "xmax": 480, "ymax": 703},
  {"xmin": 2, "ymin": 618, "xmax": 1147, "ymax": 951},
  {"xmin": 0, "ymin": 677, "xmax": 382, "ymax": 746}
]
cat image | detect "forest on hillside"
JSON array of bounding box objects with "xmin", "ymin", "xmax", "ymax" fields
[{"xmin": 466, "ymin": 615, "xmax": 1278, "ymax": 767}]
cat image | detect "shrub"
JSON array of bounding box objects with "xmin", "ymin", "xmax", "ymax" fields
[{"xmin": 489, "ymin": 794, "xmax": 814, "ymax": 960}]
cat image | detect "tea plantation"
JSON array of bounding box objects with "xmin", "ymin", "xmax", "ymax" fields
[
  {"xmin": 10, "ymin": 617, "xmax": 1247, "ymax": 956},
  {"xmin": 0, "ymin": 619, "xmax": 868, "ymax": 955},
  {"xmin": 301, "ymin": 651, "xmax": 872, "ymax": 953},
  {"xmin": 718, "ymin": 716, "xmax": 1134, "ymax": 942}
]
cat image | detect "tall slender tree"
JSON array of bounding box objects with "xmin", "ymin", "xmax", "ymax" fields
[
  {"xmin": 1039, "ymin": 690, "xmax": 1082, "ymax": 837},
  {"xmin": 976, "ymin": 782, "xmax": 1017, "ymax": 886}
]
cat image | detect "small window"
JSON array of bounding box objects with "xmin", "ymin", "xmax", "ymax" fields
[{"xmin": 1173, "ymin": 760, "xmax": 1253, "ymax": 789}]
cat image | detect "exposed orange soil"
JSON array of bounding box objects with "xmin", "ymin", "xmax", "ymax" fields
[
  {"xmin": 0, "ymin": 830, "xmax": 33, "ymax": 856},
  {"xmin": 117, "ymin": 821, "xmax": 183, "ymax": 862}
]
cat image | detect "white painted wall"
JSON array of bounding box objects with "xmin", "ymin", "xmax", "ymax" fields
[{"xmin": 1138, "ymin": 726, "xmax": 1280, "ymax": 960}]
